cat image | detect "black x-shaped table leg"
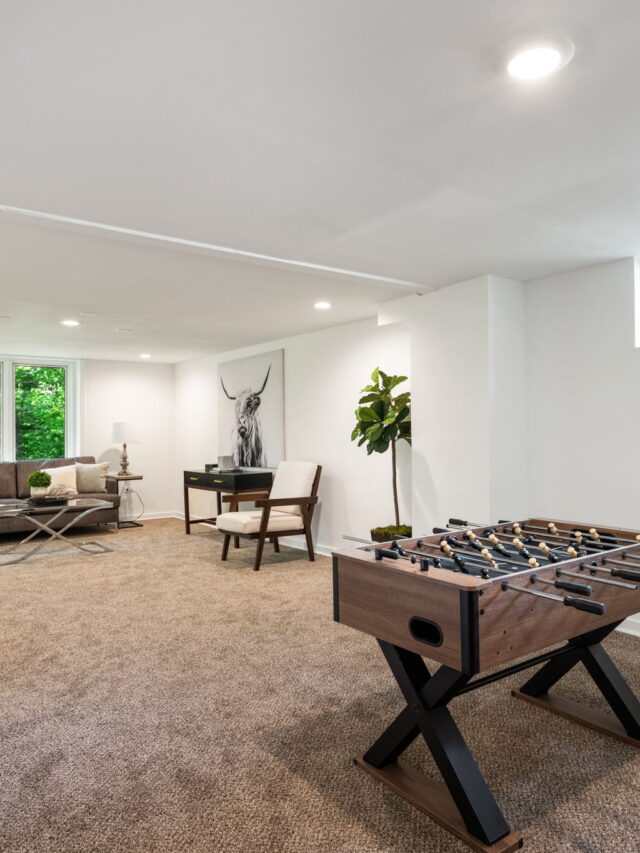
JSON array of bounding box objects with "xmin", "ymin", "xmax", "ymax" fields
[
  {"xmin": 518, "ymin": 621, "xmax": 640, "ymax": 740},
  {"xmin": 363, "ymin": 640, "xmax": 511, "ymax": 846}
]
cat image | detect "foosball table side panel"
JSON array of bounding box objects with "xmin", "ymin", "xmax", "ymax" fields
[
  {"xmin": 333, "ymin": 554, "xmax": 477, "ymax": 672},
  {"xmin": 478, "ymin": 571, "xmax": 639, "ymax": 670}
]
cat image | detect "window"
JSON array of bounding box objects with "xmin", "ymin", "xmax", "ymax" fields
[{"xmin": 0, "ymin": 357, "xmax": 80, "ymax": 461}]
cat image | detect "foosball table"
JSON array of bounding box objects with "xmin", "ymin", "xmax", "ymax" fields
[{"xmin": 332, "ymin": 517, "xmax": 640, "ymax": 852}]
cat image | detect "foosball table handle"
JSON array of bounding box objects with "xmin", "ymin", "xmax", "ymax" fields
[
  {"xmin": 611, "ymin": 567, "xmax": 640, "ymax": 582},
  {"xmin": 375, "ymin": 548, "xmax": 399, "ymax": 561},
  {"xmin": 563, "ymin": 596, "xmax": 606, "ymax": 615},
  {"xmin": 554, "ymin": 579, "xmax": 593, "ymax": 596}
]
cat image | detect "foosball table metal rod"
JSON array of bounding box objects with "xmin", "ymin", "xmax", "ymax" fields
[
  {"xmin": 445, "ymin": 524, "xmax": 564, "ymax": 563},
  {"xmin": 557, "ymin": 567, "xmax": 637, "ymax": 590},
  {"xmin": 500, "ymin": 580, "xmax": 606, "ymax": 615},
  {"xmin": 582, "ymin": 561, "xmax": 640, "ymax": 583},
  {"xmin": 530, "ymin": 573, "xmax": 593, "ymax": 596},
  {"xmin": 450, "ymin": 516, "xmax": 640, "ymax": 551},
  {"xmin": 506, "ymin": 520, "xmax": 640, "ymax": 548}
]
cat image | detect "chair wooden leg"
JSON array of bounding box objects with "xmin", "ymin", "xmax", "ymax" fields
[
  {"xmin": 221, "ymin": 534, "xmax": 231, "ymax": 561},
  {"xmin": 254, "ymin": 534, "xmax": 266, "ymax": 571},
  {"xmin": 230, "ymin": 496, "xmax": 240, "ymax": 549},
  {"xmin": 304, "ymin": 524, "xmax": 315, "ymax": 561},
  {"xmin": 271, "ymin": 537, "xmax": 280, "ymax": 552}
]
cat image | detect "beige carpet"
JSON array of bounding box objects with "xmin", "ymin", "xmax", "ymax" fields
[{"xmin": 1, "ymin": 519, "xmax": 639, "ymax": 853}]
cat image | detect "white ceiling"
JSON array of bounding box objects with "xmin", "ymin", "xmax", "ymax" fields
[
  {"xmin": 1, "ymin": 0, "xmax": 639, "ymax": 359},
  {"xmin": 0, "ymin": 218, "xmax": 409, "ymax": 361}
]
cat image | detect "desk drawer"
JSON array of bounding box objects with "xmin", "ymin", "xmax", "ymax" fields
[{"xmin": 183, "ymin": 469, "xmax": 273, "ymax": 491}]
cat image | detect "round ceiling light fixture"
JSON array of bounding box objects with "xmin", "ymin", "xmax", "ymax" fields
[
  {"xmin": 501, "ymin": 37, "xmax": 575, "ymax": 80},
  {"xmin": 140, "ymin": 353, "xmax": 151, "ymax": 359},
  {"xmin": 314, "ymin": 301, "xmax": 332, "ymax": 310},
  {"xmin": 60, "ymin": 319, "xmax": 81, "ymax": 326}
]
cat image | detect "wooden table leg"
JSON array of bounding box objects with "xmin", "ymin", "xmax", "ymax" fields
[{"xmin": 184, "ymin": 484, "xmax": 190, "ymax": 535}]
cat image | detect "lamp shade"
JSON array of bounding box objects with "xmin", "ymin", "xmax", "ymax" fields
[{"xmin": 111, "ymin": 421, "xmax": 139, "ymax": 444}]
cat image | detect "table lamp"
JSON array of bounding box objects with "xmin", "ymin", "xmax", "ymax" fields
[{"xmin": 111, "ymin": 422, "xmax": 139, "ymax": 475}]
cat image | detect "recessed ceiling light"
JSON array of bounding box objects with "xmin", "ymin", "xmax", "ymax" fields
[
  {"xmin": 140, "ymin": 353, "xmax": 151, "ymax": 359},
  {"xmin": 314, "ymin": 301, "xmax": 332, "ymax": 310},
  {"xmin": 60, "ymin": 319, "xmax": 81, "ymax": 327},
  {"xmin": 502, "ymin": 38, "xmax": 575, "ymax": 80}
]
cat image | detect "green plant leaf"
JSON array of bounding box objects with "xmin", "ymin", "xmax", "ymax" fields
[
  {"xmin": 366, "ymin": 424, "xmax": 384, "ymax": 441},
  {"xmin": 370, "ymin": 367, "xmax": 380, "ymax": 384},
  {"xmin": 358, "ymin": 393, "xmax": 379, "ymax": 404},
  {"xmin": 388, "ymin": 375, "xmax": 408, "ymax": 389},
  {"xmin": 371, "ymin": 400, "xmax": 385, "ymax": 419},
  {"xmin": 357, "ymin": 406, "xmax": 378, "ymax": 422}
]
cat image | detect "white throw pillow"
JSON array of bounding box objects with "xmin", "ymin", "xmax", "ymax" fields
[
  {"xmin": 46, "ymin": 464, "xmax": 78, "ymax": 496},
  {"xmin": 75, "ymin": 462, "xmax": 109, "ymax": 493}
]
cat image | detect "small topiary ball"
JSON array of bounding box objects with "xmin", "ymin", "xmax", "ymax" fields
[{"xmin": 27, "ymin": 470, "xmax": 52, "ymax": 488}]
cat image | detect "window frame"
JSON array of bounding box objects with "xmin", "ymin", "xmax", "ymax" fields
[{"xmin": 0, "ymin": 356, "xmax": 81, "ymax": 461}]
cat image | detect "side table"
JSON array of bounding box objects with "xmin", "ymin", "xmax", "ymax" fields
[{"xmin": 108, "ymin": 474, "xmax": 144, "ymax": 529}]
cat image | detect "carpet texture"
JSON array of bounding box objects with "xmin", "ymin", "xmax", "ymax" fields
[{"xmin": 1, "ymin": 519, "xmax": 639, "ymax": 853}]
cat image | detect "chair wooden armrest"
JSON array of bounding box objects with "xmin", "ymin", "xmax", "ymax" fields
[
  {"xmin": 254, "ymin": 495, "xmax": 319, "ymax": 508},
  {"xmin": 221, "ymin": 490, "xmax": 271, "ymax": 503}
]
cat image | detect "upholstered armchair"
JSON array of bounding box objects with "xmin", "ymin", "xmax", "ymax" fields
[{"xmin": 215, "ymin": 461, "xmax": 321, "ymax": 571}]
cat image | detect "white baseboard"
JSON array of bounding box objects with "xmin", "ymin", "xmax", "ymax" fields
[
  {"xmin": 618, "ymin": 615, "xmax": 640, "ymax": 637},
  {"xmin": 121, "ymin": 510, "xmax": 181, "ymax": 522}
]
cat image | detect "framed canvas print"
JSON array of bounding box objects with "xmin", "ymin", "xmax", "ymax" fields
[{"xmin": 218, "ymin": 349, "xmax": 284, "ymax": 468}]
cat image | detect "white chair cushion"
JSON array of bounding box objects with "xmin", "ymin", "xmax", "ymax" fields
[
  {"xmin": 269, "ymin": 461, "xmax": 318, "ymax": 515},
  {"xmin": 216, "ymin": 509, "xmax": 304, "ymax": 535}
]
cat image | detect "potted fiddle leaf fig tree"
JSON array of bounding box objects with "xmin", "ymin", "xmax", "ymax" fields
[
  {"xmin": 27, "ymin": 469, "xmax": 52, "ymax": 498},
  {"xmin": 351, "ymin": 367, "xmax": 411, "ymax": 542}
]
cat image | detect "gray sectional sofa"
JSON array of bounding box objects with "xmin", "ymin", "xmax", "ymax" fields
[{"xmin": 0, "ymin": 456, "xmax": 120, "ymax": 534}]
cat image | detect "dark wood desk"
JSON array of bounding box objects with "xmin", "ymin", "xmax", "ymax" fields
[{"xmin": 183, "ymin": 468, "xmax": 274, "ymax": 545}]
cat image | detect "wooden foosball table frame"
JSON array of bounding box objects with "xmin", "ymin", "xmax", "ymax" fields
[{"xmin": 333, "ymin": 517, "xmax": 640, "ymax": 852}]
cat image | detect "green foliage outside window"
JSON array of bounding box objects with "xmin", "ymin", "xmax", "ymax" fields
[{"xmin": 14, "ymin": 366, "xmax": 66, "ymax": 460}]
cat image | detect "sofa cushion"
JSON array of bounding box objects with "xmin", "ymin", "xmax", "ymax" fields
[
  {"xmin": 79, "ymin": 492, "xmax": 121, "ymax": 508},
  {"xmin": 216, "ymin": 509, "xmax": 303, "ymax": 535},
  {"xmin": 47, "ymin": 464, "xmax": 78, "ymax": 496},
  {"xmin": 17, "ymin": 457, "xmax": 95, "ymax": 498},
  {"xmin": 0, "ymin": 463, "xmax": 17, "ymax": 499},
  {"xmin": 268, "ymin": 461, "xmax": 318, "ymax": 515},
  {"xmin": 76, "ymin": 461, "xmax": 110, "ymax": 493}
]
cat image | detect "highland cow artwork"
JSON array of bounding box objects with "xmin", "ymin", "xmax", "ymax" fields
[{"xmin": 218, "ymin": 350, "xmax": 284, "ymax": 468}]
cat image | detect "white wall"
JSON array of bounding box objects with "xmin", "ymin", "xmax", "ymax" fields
[
  {"xmin": 174, "ymin": 317, "xmax": 411, "ymax": 552},
  {"xmin": 527, "ymin": 258, "xmax": 639, "ymax": 635},
  {"xmin": 488, "ymin": 276, "xmax": 528, "ymax": 521},
  {"xmin": 392, "ymin": 276, "xmax": 528, "ymax": 536},
  {"xmin": 81, "ymin": 359, "xmax": 177, "ymax": 519},
  {"xmin": 527, "ymin": 258, "xmax": 637, "ymax": 526},
  {"xmin": 409, "ymin": 277, "xmax": 492, "ymax": 534}
]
